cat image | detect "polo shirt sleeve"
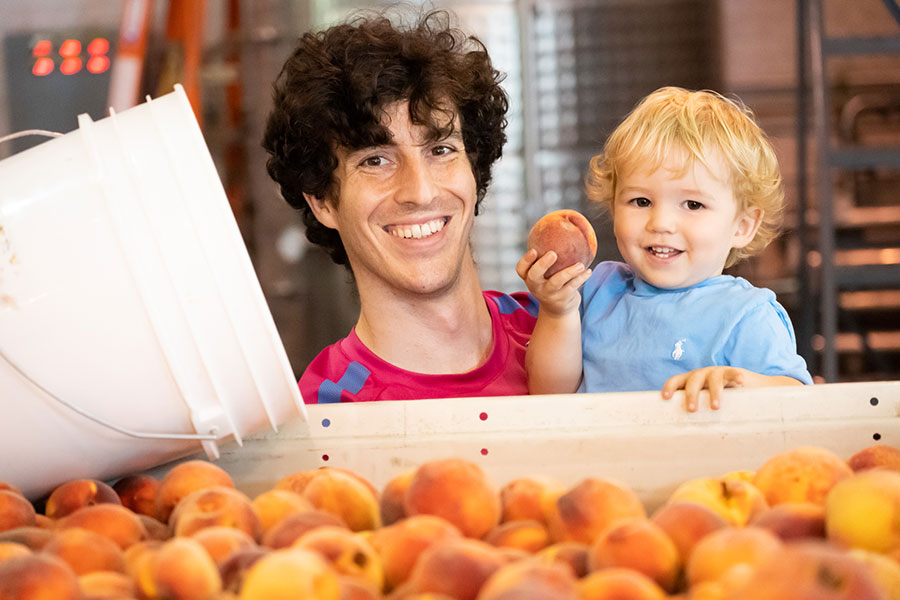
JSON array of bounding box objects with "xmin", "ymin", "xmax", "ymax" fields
[{"xmin": 723, "ymin": 300, "xmax": 814, "ymax": 384}]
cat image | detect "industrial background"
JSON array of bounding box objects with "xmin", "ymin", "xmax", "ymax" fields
[{"xmin": 1, "ymin": 0, "xmax": 899, "ymax": 384}]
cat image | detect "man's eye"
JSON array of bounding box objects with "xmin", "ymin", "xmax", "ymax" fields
[
  {"xmin": 631, "ymin": 197, "xmax": 651, "ymax": 207},
  {"xmin": 360, "ymin": 156, "xmax": 385, "ymax": 167},
  {"xmin": 432, "ymin": 145, "xmax": 455, "ymax": 156},
  {"xmin": 685, "ymin": 200, "xmax": 704, "ymax": 210}
]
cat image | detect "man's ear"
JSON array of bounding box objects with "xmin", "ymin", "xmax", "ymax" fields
[
  {"xmin": 732, "ymin": 206, "xmax": 764, "ymax": 249},
  {"xmin": 304, "ymin": 193, "xmax": 339, "ymax": 230}
]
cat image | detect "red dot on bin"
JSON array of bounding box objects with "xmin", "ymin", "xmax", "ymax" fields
[
  {"xmin": 480, "ymin": 448, "xmax": 488, "ymax": 456},
  {"xmin": 322, "ymin": 454, "xmax": 330, "ymax": 461},
  {"xmin": 479, "ymin": 412, "xmax": 488, "ymax": 421}
]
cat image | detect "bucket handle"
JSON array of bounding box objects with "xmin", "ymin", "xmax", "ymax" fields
[
  {"xmin": 0, "ymin": 347, "xmax": 218, "ymax": 441},
  {"xmin": 0, "ymin": 129, "xmax": 64, "ymax": 148}
]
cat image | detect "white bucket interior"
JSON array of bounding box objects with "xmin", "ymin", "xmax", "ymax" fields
[{"xmin": 0, "ymin": 85, "xmax": 306, "ymax": 499}]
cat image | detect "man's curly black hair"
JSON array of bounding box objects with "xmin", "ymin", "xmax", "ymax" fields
[{"xmin": 262, "ymin": 9, "xmax": 509, "ymax": 268}]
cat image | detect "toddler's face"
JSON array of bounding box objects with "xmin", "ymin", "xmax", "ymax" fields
[{"xmin": 612, "ymin": 150, "xmax": 761, "ymax": 290}]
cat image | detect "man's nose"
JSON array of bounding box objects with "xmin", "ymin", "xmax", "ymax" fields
[{"xmin": 395, "ymin": 156, "xmax": 438, "ymax": 205}]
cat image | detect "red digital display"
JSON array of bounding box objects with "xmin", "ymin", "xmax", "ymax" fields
[{"xmin": 31, "ymin": 36, "xmax": 111, "ymax": 76}]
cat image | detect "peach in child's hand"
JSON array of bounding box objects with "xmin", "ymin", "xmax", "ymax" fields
[{"xmin": 527, "ymin": 209, "xmax": 598, "ymax": 278}]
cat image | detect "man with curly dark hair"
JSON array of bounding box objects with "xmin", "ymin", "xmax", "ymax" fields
[{"xmin": 263, "ymin": 9, "xmax": 537, "ymax": 403}]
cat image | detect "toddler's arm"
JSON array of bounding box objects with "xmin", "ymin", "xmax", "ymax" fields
[
  {"xmin": 516, "ymin": 249, "xmax": 590, "ymax": 395},
  {"xmin": 661, "ymin": 367, "xmax": 804, "ymax": 412}
]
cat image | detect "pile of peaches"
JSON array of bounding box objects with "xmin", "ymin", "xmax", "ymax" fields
[{"xmin": 2, "ymin": 444, "xmax": 900, "ymax": 599}]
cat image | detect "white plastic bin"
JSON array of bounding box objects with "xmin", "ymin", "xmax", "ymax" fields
[{"xmin": 0, "ymin": 85, "xmax": 306, "ymax": 499}]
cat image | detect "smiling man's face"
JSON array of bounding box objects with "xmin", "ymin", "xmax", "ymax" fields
[{"xmin": 306, "ymin": 100, "xmax": 479, "ymax": 299}]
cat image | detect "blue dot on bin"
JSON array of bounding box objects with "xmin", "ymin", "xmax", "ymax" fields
[{"xmin": 321, "ymin": 418, "xmax": 331, "ymax": 428}]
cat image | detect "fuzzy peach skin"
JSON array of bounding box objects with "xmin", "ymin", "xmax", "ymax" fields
[
  {"xmin": 154, "ymin": 460, "xmax": 235, "ymax": 523},
  {"xmin": 587, "ymin": 516, "xmax": 680, "ymax": 592},
  {"xmin": 665, "ymin": 476, "xmax": 768, "ymax": 527},
  {"xmin": 650, "ymin": 500, "xmax": 728, "ymax": 563},
  {"xmin": 0, "ymin": 489, "xmax": 36, "ymax": 532},
  {"xmin": 825, "ymin": 467, "xmax": 900, "ymax": 554},
  {"xmin": 0, "ymin": 554, "xmax": 82, "ymax": 600},
  {"xmin": 753, "ymin": 446, "xmax": 853, "ymax": 507},
  {"xmin": 238, "ymin": 547, "xmax": 341, "ymax": 600},
  {"xmin": 368, "ymin": 514, "xmax": 462, "ymax": 592},
  {"xmin": 44, "ymin": 479, "xmax": 122, "ymax": 519},
  {"xmin": 544, "ymin": 477, "xmax": 646, "ymax": 545},
  {"xmin": 477, "ymin": 558, "xmax": 578, "ymax": 600},
  {"xmin": 686, "ymin": 526, "xmax": 783, "ymax": 587},
  {"xmin": 848, "ymin": 445, "xmax": 900, "ymax": 473},
  {"xmin": 527, "ymin": 209, "xmax": 598, "ymax": 277},
  {"xmin": 403, "ymin": 458, "xmax": 500, "ymax": 539}
]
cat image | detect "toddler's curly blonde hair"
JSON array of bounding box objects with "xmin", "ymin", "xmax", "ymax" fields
[{"xmin": 586, "ymin": 86, "xmax": 784, "ymax": 268}]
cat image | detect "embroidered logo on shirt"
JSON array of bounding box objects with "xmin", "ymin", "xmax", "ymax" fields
[
  {"xmin": 672, "ymin": 338, "xmax": 687, "ymax": 360},
  {"xmin": 318, "ymin": 361, "xmax": 371, "ymax": 403}
]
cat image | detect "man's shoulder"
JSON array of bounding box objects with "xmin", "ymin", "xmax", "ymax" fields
[
  {"xmin": 298, "ymin": 334, "xmax": 384, "ymax": 404},
  {"xmin": 483, "ymin": 289, "xmax": 539, "ymax": 320}
]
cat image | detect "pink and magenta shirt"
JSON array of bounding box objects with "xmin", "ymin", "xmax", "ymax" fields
[{"xmin": 299, "ymin": 291, "xmax": 538, "ymax": 403}]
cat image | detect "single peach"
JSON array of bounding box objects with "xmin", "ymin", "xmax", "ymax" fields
[
  {"xmin": 666, "ymin": 476, "xmax": 768, "ymax": 527},
  {"xmin": 404, "ymin": 458, "xmax": 500, "ymax": 539},
  {"xmin": 825, "ymin": 467, "xmax": 900, "ymax": 554},
  {"xmin": 0, "ymin": 489, "xmax": 36, "ymax": 532},
  {"xmin": 727, "ymin": 540, "xmax": 886, "ymax": 600},
  {"xmin": 238, "ymin": 547, "xmax": 340, "ymax": 600},
  {"xmin": 686, "ymin": 526, "xmax": 783, "ymax": 587},
  {"xmin": 113, "ymin": 473, "xmax": 161, "ymax": 517},
  {"xmin": 191, "ymin": 526, "xmax": 258, "ymax": 569},
  {"xmin": 77, "ymin": 569, "xmax": 137, "ymax": 599},
  {"xmin": 650, "ymin": 500, "xmax": 728, "ymax": 563},
  {"xmin": 368, "ymin": 514, "xmax": 462, "ymax": 592},
  {"xmin": 578, "ymin": 567, "xmax": 667, "ymax": 600},
  {"xmin": 753, "ymin": 446, "xmax": 853, "ymax": 507},
  {"xmin": 544, "ymin": 477, "xmax": 646, "ymax": 545},
  {"xmin": 154, "ymin": 460, "xmax": 235, "ymax": 523},
  {"xmin": 0, "ymin": 553, "xmax": 81, "ymax": 599},
  {"xmin": 380, "ymin": 469, "xmax": 414, "ymax": 526},
  {"xmin": 748, "ymin": 502, "xmax": 826, "ymax": 541},
  {"xmin": 848, "ymin": 444, "xmax": 900, "ymax": 473},
  {"xmin": 150, "ymin": 536, "xmax": 222, "ymax": 600},
  {"xmin": 848, "ymin": 548, "xmax": 900, "ymax": 599},
  {"xmin": 534, "ymin": 541, "xmax": 591, "ymax": 578},
  {"xmin": 122, "ymin": 539, "xmax": 163, "ymax": 596},
  {"xmin": 273, "ymin": 470, "xmax": 319, "ymax": 495},
  {"xmin": 170, "ymin": 485, "xmax": 262, "ymax": 541},
  {"xmin": 57, "ymin": 503, "xmax": 148, "ymax": 550},
  {"xmin": 477, "ymin": 558, "xmax": 578, "ymax": 600},
  {"xmin": 251, "ymin": 488, "xmax": 313, "ymax": 535},
  {"xmin": 399, "ymin": 537, "xmax": 507, "ymax": 600},
  {"xmin": 499, "ymin": 476, "xmax": 564, "ymax": 525},
  {"xmin": 262, "ymin": 509, "xmax": 348, "ymax": 550},
  {"xmin": 42, "ymin": 526, "xmax": 127, "ymax": 575},
  {"xmin": 587, "ymin": 516, "xmax": 680, "ymax": 592},
  {"xmin": 528, "ymin": 209, "xmax": 598, "ymax": 277},
  {"xmin": 302, "ymin": 469, "xmax": 381, "ymax": 532},
  {"xmin": 483, "ymin": 519, "xmax": 551, "ymax": 553},
  {"xmin": 44, "ymin": 478, "xmax": 122, "ymax": 519},
  {"xmin": 293, "ymin": 525, "xmax": 383, "ymax": 590}
]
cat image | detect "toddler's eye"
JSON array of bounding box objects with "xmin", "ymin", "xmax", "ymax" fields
[
  {"xmin": 685, "ymin": 200, "xmax": 704, "ymax": 210},
  {"xmin": 631, "ymin": 197, "xmax": 651, "ymax": 208}
]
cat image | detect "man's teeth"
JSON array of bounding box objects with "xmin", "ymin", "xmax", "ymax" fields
[
  {"xmin": 650, "ymin": 246, "xmax": 679, "ymax": 258},
  {"xmin": 390, "ymin": 218, "xmax": 446, "ymax": 239}
]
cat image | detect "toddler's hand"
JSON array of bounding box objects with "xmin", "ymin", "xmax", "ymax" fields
[
  {"xmin": 661, "ymin": 366, "xmax": 747, "ymax": 412},
  {"xmin": 516, "ymin": 249, "xmax": 591, "ymax": 316}
]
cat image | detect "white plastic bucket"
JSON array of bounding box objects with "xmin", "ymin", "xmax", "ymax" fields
[{"xmin": 0, "ymin": 85, "xmax": 306, "ymax": 499}]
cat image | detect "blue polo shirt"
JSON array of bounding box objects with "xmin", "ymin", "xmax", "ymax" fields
[{"xmin": 579, "ymin": 261, "xmax": 813, "ymax": 393}]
